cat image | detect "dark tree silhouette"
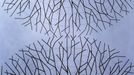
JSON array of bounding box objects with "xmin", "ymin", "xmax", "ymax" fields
[
  {"xmin": 2, "ymin": 0, "xmax": 133, "ymax": 36},
  {"xmin": 0, "ymin": 36, "xmax": 134, "ymax": 75},
  {"xmin": 1, "ymin": 0, "xmax": 134, "ymax": 75}
]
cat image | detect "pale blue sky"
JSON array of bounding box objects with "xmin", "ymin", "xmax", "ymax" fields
[
  {"xmin": 0, "ymin": 0, "xmax": 134, "ymax": 74},
  {"xmin": 0, "ymin": 0, "xmax": 45, "ymax": 65}
]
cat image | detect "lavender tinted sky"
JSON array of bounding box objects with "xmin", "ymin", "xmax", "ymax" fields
[
  {"xmin": 0, "ymin": 0, "xmax": 134, "ymax": 74},
  {"xmin": 92, "ymin": 9, "xmax": 134, "ymax": 62},
  {"xmin": 0, "ymin": 0, "xmax": 45, "ymax": 65}
]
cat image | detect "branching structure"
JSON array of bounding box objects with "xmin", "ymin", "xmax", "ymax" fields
[
  {"xmin": 0, "ymin": 36, "xmax": 134, "ymax": 75},
  {"xmin": 2, "ymin": 0, "xmax": 133, "ymax": 36},
  {"xmin": 1, "ymin": 0, "xmax": 134, "ymax": 75}
]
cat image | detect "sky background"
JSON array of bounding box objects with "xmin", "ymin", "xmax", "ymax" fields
[
  {"xmin": 0, "ymin": 0, "xmax": 45, "ymax": 65},
  {"xmin": 0, "ymin": 0, "xmax": 134, "ymax": 72}
]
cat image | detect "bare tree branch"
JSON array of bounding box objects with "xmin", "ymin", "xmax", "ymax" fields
[
  {"xmin": 0, "ymin": 36, "xmax": 134, "ymax": 75},
  {"xmin": 2, "ymin": 0, "xmax": 133, "ymax": 36}
]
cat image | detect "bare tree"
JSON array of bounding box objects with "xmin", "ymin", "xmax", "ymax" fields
[
  {"xmin": 1, "ymin": 0, "xmax": 134, "ymax": 75},
  {"xmin": 2, "ymin": 0, "xmax": 133, "ymax": 36},
  {"xmin": 0, "ymin": 36, "xmax": 134, "ymax": 75}
]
